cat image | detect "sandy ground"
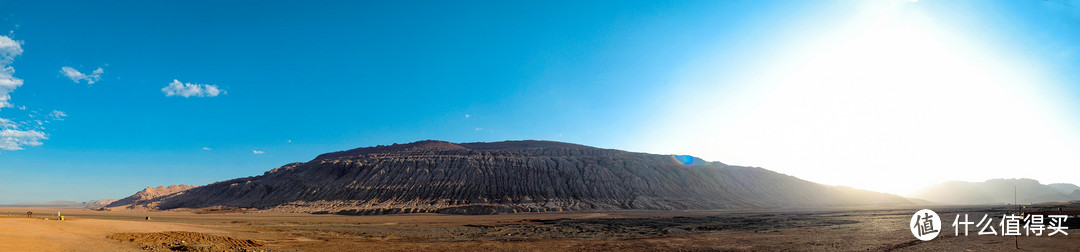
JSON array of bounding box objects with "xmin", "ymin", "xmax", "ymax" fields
[
  {"xmin": 1, "ymin": 204, "xmax": 1078, "ymax": 251},
  {"xmin": 0, "ymin": 212, "xmax": 220, "ymax": 251}
]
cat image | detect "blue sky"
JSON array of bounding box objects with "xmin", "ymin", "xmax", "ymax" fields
[{"xmin": 0, "ymin": 0, "xmax": 1078, "ymax": 203}]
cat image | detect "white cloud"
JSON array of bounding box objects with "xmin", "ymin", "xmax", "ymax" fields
[
  {"xmin": 49, "ymin": 110, "xmax": 66, "ymax": 121},
  {"xmin": 162, "ymin": 79, "xmax": 224, "ymax": 98},
  {"xmin": 0, "ymin": 35, "xmax": 24, "ymax": 110},
  {"xmin": 60, "ymin": 66, "xmax": 103, "ymax": 85},
  {"xmin": 0, "ymin": 36, "xmax": 46, "ymax": 153},
  {"xmin": 0, "ymin": 36, "xmax": 21, "ymax": 62},
  {"xmin": 465, "ymin": 114, "xmax": 470, "ymax": 118},
  {"xmin": 0, "ymin": 129, "xmax": 46, "ymax": 151},
  {"xmin": 0, "ymin": 36, "xmax": 61, "ymax": 154},
  {"xmin": 252, "ymin": 150, "xmax": 264, "ymax": 154},
  {"xmin": 202, "ymin": 147, "xmax": 212, "ymax": 151}
]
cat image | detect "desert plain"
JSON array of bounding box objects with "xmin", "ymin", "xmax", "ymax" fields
[{"xmin": 1, "ymin": 203, "xmax": 1078, "ymax": 251}]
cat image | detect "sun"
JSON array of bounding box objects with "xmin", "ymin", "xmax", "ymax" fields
[{"xmin": 640, "ymin": 0, "xmax": 1080, "ymax": 196}]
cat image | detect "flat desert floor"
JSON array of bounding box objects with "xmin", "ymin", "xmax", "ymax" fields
[{"xmin": 1, "ymin": 204, "xmax": 1077, "ymax": 251}]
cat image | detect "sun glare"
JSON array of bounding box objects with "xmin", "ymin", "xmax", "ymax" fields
[{"xmin": 644, "ymin": 1, "xmax": 1080, "ymax": 196}]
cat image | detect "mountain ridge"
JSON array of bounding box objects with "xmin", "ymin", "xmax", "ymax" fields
[
  {"xmin": 108, "ymin": 140, "xmax": 917, "ymax": 214},
  {"xmin": 908, "ymin": 178, "xmax": 1080, "ymax": 205},
  {"xmin": 106, "ymin": 184, "xmax": 195, "ymax": 209}
]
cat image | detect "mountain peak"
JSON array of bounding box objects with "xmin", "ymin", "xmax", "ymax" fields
[
  {"xmin": 312, "ymin": 140, "xmax": 598, "ymax": 161},
  {"xmin": 311, "ymin": 140, "xmax": 466, "ymax": 161},
  {"xmin": 457, "ymin": 140, "xmax": 598, "ymax": 151},
  {"xmin": 985, "ymin": 178, "xmax": 1042, "ymax": 184}
]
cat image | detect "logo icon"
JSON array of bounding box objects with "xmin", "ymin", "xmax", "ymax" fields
[{"xmin": 910, "ymin": 209, "xmax": 941, "ymax": 241}]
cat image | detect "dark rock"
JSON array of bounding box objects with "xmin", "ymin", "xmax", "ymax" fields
[{"xmin": 110, "ymin": 140, "xmax": 914, "ymax": 213}]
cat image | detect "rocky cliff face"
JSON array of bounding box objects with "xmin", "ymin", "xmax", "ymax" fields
[
  {"xmin": 110, "ymin": 140, "xmax": 914, "ymax": 214},
  {"xmin": 106, "ymin": 184, "xmax": 195, "ymax": 209}
]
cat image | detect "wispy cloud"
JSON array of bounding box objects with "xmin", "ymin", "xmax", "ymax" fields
[
  {"xmin": 162, "ymin": 79, "xmax": 224, "ymax": 98},
  {"xmin": 0, "ymin": 129, "xmax": 46, "ymax": 151},
  {"xmin": 0, "ymin": 35, "xmax": 24, "ymax": 110},
  {"xmin": 0, "ymin": 35, "xmax": 48, "ymax": 153},
  {"xmin": 202, "ymin": 147, "xmax": 212, "ymax": 151},
  {"xmin": 49, "ymin": 110, "xmax": 66, "ymax": 121},
  {"xmin": 252, "ymin": 150, "xmax": 265, "ymax": 154},
  {"xmin": 60, "ymin": 66, "xmax": 103, "ymax": 85},
  {"xmin": 0, "ymin": 36, "xmax": 64, "ymax": 154}
]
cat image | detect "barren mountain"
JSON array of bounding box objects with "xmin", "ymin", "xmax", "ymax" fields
[
  {"xmin": 1048, "ymin": 183, "xmax": 1080, "ymax": 195},
  {"xmin": 83, "ymin": 199, "xmax": 120, "ymax": 209},
  {"xmin": 110, "ymin": 140, "xmax": 915, "ymax": 214},
  {"xmin": 908, "ymin": 179, "xmax": 1080, "ymax": 205},
  {"xmin": 106, "ymin": 184, "xmax": 195, "ymax": 209}
]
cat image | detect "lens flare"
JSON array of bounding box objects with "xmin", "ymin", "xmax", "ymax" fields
[{"xmin": 671, "ymin": 155, "xmax": 700, "ymax": 167}]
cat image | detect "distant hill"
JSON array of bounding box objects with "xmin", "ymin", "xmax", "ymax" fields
[
  {"xmin": 106, "ymin": 185, "xmax": 195, "ymax": 209},
  {"xmin": 908, "ymin": 179, "xmax": 1080, "ymax": 205},
  {"xmin": 109, "ymin": 140, "xmax": 918, "ymax": 214},
  {"xmin": 1047, "ymin": 183, "xmax": 1080, "ymax": 195},
  {"xmin": 3, "ymin": 199, "xmax": 118, "ymax": 209}
]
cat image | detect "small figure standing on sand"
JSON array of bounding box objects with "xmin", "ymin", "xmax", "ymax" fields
[
  {"xmin": 26, "ymin": 211, "xmax": 32, "ymax": 218},
  {"xmin": 145, "ymin": 216, "xmax": 151, "ymax": 221}
]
